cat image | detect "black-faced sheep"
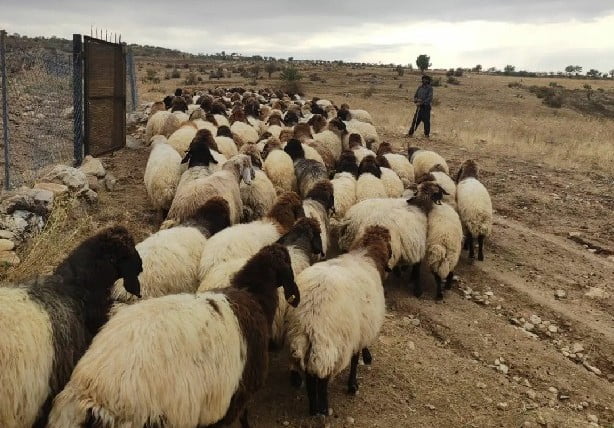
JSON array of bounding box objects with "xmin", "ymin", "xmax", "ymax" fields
[
  {"xmin": 48, "ymin": 244, "xmax": 299, "ymax": 428},
  {"xmin": 285, "ymin": 138, "xmax": 328, "ymax": 197},
  {"xmin": 0, "ymin": 226, "xmax": 142, "ymax": 428}
]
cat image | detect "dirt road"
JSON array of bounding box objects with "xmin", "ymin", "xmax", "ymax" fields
[{"xmin": 99, "ymin": 132, "xmax": 613, "ymax": 427}]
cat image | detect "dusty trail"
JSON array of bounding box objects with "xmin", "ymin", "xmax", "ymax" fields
[{"xmin": 95, "ymin": 131, "xmax": 613, "ymax": 427}]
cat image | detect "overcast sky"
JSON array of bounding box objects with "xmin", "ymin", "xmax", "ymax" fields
[{"xmin": 2, "ymin": 0, "xmax": 614, "ymax": 72}]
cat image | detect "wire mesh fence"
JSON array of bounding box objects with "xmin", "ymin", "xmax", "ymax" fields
[
  {"xmin": 0, "ymin": 33, "xmax": 75, "ymax": 189},
  {"xmin": 0, "ymin": 32, "xmax": 138, "ymax": 190}
]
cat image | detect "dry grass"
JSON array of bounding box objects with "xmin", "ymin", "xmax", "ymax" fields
[{"xmin": 2, "ymin": 196, "xmax": 94, "ymax": 282}]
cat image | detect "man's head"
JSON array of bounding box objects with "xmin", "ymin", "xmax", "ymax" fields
[{"xmin": 422, "ymin": 75, "xmax": 431, "ymax": 86}]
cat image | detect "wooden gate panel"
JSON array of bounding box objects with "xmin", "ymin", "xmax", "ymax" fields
[{"xmin": 83, "ymin": 37, "xmax": 125, "ymax": 156}]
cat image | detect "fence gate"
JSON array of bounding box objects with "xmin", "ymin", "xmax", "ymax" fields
[{"xmin": 83, "ymin": 36, "xmax": 125, "ymax": 156}]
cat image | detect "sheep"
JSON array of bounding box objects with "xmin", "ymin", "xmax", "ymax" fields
[
  {"xmin": 168, "ymin": 154, "xmax": 254, "ymax": 225},
  {"xmin": 408, "ymin": 146, "xmax": 449, "ymax": 178},
  {"xmin": 239, "ymin": 144, "xmax": 277, "ymax": 222},
  {"xmin": 307, "ymin": 114, "xmax": 328, "ymax": 134},
  {"xmin": 172, "ymin": 132, "xmax": 221, "ymax": 202},
  {"xmin": 286, "ymin": 226, "xmax": 392, "ymax": 416},
  {"xmin": 425, "ymin": 198, "xmax": 463, "ymax": 299},
  {"xmin": 143, "ymin": 136, "xmax": 182, "ymax": 217},
  {"xmin": 198, "ymin": 192, "xmax": 305, "ymax": 287},
  {"xmin": 348, "ymin": 108, "xmax": 373, "ymax": 124},
  {"xmin": 330, "ymin": 151, "xmax": 358, "ymax": 220},
  {"xmin": 48, "ymin": 244, "xmax": 300, "ymax": 428},
  {"xmin": 263, "ymin": 139, "xmax": 297, "ymax": 194},
  {"xmin": 356, "ymin": 155, "xmax": 387, "ymax": 202},
  {"xmin": 112, "ymin": 198, "xmax": 231, "ymax": 303},
  {"xmin": 455, "ymin": 159, "xmax": 493, "ymax": 261},
  {"xmin": 348, "ymin": 133, "xmax": 376, "ymax": 165},
  {"xmin": 377, "ymin": 142, "xmax": 415, "ymax": 187},
  {"xmin": 380, "ymin": 167, "xmax": 404, "ymax": 198},
  {"xmin": 338, "ymin": 182, "xmax": 444, "ymax": 295},
  {"xmin": 231, "ymin": 120, "xmax": 259, "ymax": 145},
  {"xmin": 285, "ymin": 138, "xmax": 328, "ymax": 197},
  {"xmin": 345, "ymin": 119, "xmax": 380, "ymax": 151},
  {"xmin": 149, "ymin": 101, "xmax": 166, "ymax": 116},
  {"xmin": 167, "ymin": 122, "xmax": 198, "ymax": 155},
  {"xmin": 313, "ymin": 117, "xmax": 348, "ymax": 160},
  {"xmin": 0, "ymin": 226, "xmax": 141, "ymax": 428},
  {"xmin": 416, "ymin": 164, "xmax": 456, "ymax": 207},
  {"xmin": 144, "ymin": 110, "xmax": 181, "ymax": 144},
  {"xmin": 302, "ymin": 180, "xmax": 335, "ymax": 256}
]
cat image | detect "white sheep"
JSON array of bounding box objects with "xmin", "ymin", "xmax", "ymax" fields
[
  {"xmin": 425, "ymin": 200, "xmax": 463, "ymax": 299},
  {"xmin": 231, "ymin": 121, "xmax": 259, "ymax": 144},
  {"xmin": 48, "ymin": 245, "xmax": 300, "ymax": 428},
  {"xmin": 144, "ymin": 111, "xmax": 181, "ymax": 144},
  {"xmin": 263, "ymin": 142, "xmax": 297, "ymax": 194},
  {"xmin": 214, "ymin": 135, "xmax": 239, "ymax": 159},
  {"xmin": 302, "ymin": 180, "xmax": 335, "ymax": 256},
  {"xmin": 356, "ymin": 156, "xmax": 387, "ymax": 202},
  {"xmin": 376, "ymin": 142, "xmax": 415, "ymax": 187},
  {"xmin": 345, "ymin": 119, "xmax": 380, "ymax": 151},
  {"xmin": 408, "ymin": 147, "xmax": 449, "ymax": 178},
  {"xmin": 380, "ymin": 167, "xmax": 404, "ymax": 198},
  {"xmin": 168, "ymin": 154, "xmax": 254, "ymax": 225},
  {"xmin": 456, "ymin": 160, "xmax": 493, "ymax": 261},
  {"xmin": 113, "ymin": 198, "xmax": 231, "ymax": 303},
  {"xmin": 313, "ymin": 118, "xmax": 347, "ymax": 160},
  {"xmin": 198, "ymin": 192, "xmax": 305, "ymax": 287},
  {"xmin": 286, "ymin": 226, "xmax": 391, "ymax": 416},
  {"xmin": 143, "ymin": 137, "xmax": 182, "ymax": 215},
  {"xmin": 330, "ymin": 171, "xmax": 356, "ymax": 220},
  {"xmin": 167, "ymin": 123, "xmax": 198, "ymax": 155}
]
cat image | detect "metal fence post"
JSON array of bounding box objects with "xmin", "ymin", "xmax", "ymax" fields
[
  {"xmin": 1, "ymin": 30, "xmax": 10, "ymax": 190},
  {"xmin": 72, "ymin": 34, "xmax": 83, "ymax": 166},
  {"xmin": 127, "ymin": 47, "xmax": 138, "ymax": 111}
]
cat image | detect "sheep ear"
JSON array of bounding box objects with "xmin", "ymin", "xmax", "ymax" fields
[
  {"xmin": 406, "ymin": 197, "xmax": 416, "ymax": 205},
  {"xmin": 437, "ymin": 184, "xmax": 449, "ymax": 195}
]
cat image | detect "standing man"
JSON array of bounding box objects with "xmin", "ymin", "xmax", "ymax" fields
[{"xmin": 407, "ymin": 75, "xmax": 433, "ymax": 138}]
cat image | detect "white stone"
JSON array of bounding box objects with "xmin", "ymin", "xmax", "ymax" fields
[
  {"xmin": 34, "ymin": 182, "xmax": 69, "ymax": 196},
  {"xmin": 80, "ymin": 156, "xmax": 106, "ymax": 178},
  {"xmin": 530, "ymin": 315, "xmax": 542, "ymax": 325},
  {"xmin": 548, "ymin": 325, "xmax": 558, "ymax": 333},
  {"xmin": 0, "ymin": 250, "xmax": 20, "ymax": 266},
  {"xmin": 0, "ymin": 238, "xmax": 15, "ymax": 251},
  {"xmin": 571, "ymin": 343, "xmax": 584, "ymax": 354},
  {"xmin": 43, "ymin": 165, "xmax": 88, "ymax": 191},
  {"xmin": 587, "ymin": 414, "xmax": 598, "ymax": 424}
]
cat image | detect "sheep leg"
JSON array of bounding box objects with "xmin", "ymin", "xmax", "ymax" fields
[
  {"xmin": 318, "ymin": 377, "xmax": 330, "ymax": 416},
  {"xmin": 306, "ymin": 373, "xmax": 319, "ymax": 416},
  {"xmin": 467, "ymin": 233, "xmax": 475, "ymax": 259},
  {"xmin": 445, "ymin": 272, "xmax": 454, "ymax": 289},
  {"xmin": 411, "ymin": 262, "xmax": 423, "ymax": 297},
  {"xmin": 463, "ymin": 236, "xmax": 470, "ymax": 250},
  {"xmin": 434, "ymin": 273, "xmax": 444, "ymax": 300},
  {"xmin": 362, "ymin": 347, "xmax": 373, "ymax": 365},
  {"xmin": 477, "ymin": 235, "xmax": 485, "ymax": 261},
  {"xmin": 239, "ymin": 408, "xmax": 250, "ymax": 428},
  {"xmin": 290, "ymin": 369, "xmax": 303, "ymax": 388},
  {"xmin": 347, "ymin": 353, "xmax": 360, "ymax": 395}
]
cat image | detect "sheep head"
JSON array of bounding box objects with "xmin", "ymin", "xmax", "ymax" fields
[
  {"xmin": 456, "ymin": 159, "xmax": 479, "ymax": 182},
  {"xmin": 351, "ymin": 225, "xmax": 393, "ymax": 279}
]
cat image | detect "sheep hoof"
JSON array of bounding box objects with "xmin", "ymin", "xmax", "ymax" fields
[
  {"xmin": 478, "ymin": 254, "xmax": 484, "ymax": 261},
  {"xmin": 290, "ymin": 370, "xmax": 302, "ymax": 388},
  {"xmin": 361, "ymin": 348, "xmax": 373, "ymax": 365},
  {"xmin": 347, "ymin": 382, "xmax": 359, "ymax": 395}
]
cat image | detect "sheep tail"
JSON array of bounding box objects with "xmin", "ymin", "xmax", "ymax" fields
[
  {"xmin": 427, "ymin": 244, "xmax": 450, "ymax": 278},
  {"xmin": 289, "ymin": 332, "xmax": 310, "ymax": 372}
]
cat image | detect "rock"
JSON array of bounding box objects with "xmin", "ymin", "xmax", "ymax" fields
[
  {"xmin": 43, "ymin": 165, "xmax": 88, "ymax": 191},
  {"xmin": 407, "ymin": 341, "xmax": 416, "ymax": 351},
  {"xmin": 498, "ymin": 364, "xmax": 509, "ymax": 375},
  {"xmin": 282, "ymin": 422, "xmax": 289, "ymax": 426},
  {"xmin": 0, "ymin": 230, "xmax": 15, "ymax": 240},
  {"xmin": 526, "ymin": 389, "xmax": 537, "ymax": 400},
  {"xmin": 87, "ymin": 176, "xmax": 99, "ymax": 191},
  {"xmin": 62, "ymin": 106, "xmax": 74, "ymax": 119},
  {"xmin": 425, "ymin": 404, "xmax": 435, "ymax": 410},
  {"xmin": 587, "ymin": 414, "xmax": 598, "ymax": 424},
  {"xmin": 0, "ymin": 189, "xmax": 53, "ymax": 217},
  {"xmin": 126, "ymin": 135, "xmax": 144, "ymax": 149},
  {"xmin": 530, "ymin": 315, "xmax": 542, "ymax": 325},
  {"xmin": 554, "ymin": 289, "xmax": 567, "ymax": 299},
  {"xmin": 568, "ymin": 231, "xmax": 581, "ymax": 238},
  {"xmin": 80, "ymin": 155, "xmax": 106, "ymax": 178},
  {"xmin": 548, "ymin": 387, "xmax": 558, "ymax": 394},
  {"xmin": 0, "ymin": 250, "xmax": 20, "ymax": 266},
  {"xmin": 571, "ymin": 343, "xmax": 584, "ymax": 354},
  {"xmin": 77, "ymin": 188, "xmax": 98, "ymax": 205},
  {"xmin": 35, "ymin": 113, "xmax": 46, "ymax": 119},
  {"xmin": 485, "ymin": 291, "xmax": 494, "ymax": 297},
  {"xmin": 496, "ymin": 402, "xmax": 508, "ymax": 410},
  {"xmin": 476, "ymin": 382, "xmax": 486, "ymax": 389},
  {"xmin": 0, "ymin": 238, "xmax": 15, "ymax": 251},
  {"xmin": 345, "ymin": 416, "xmax": 355, "ymax": 425},
  {"xmin": 523, "ymin": 322, "xmax": 535, "ymax": 331},
  {"xmin": 105, "ymin": 172, "xmax": 117, "ymax": 191},
  {"xmin": 548, "ymin": 325, "xmax": 558, "ymax": 333},
  {"xmin": 585, "ymin": 287, "xmax": 609, "ymax": 299},
  {"xmin": 410, "ymin": 318, "xmax": 421, "ymax": 327},
  {"xmin": 583, "ymin": 362, "xmax": 602, "ymax": 376},
  {"xmin": 34, "ymin": 182, "xmax": 69, "ymax": 196}
]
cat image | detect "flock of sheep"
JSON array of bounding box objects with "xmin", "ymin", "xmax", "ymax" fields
[{"xmin": 0, "ymin": 86, "xmax": 493, "ymax": 428}]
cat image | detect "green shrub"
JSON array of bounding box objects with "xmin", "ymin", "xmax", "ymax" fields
[
  {"xmin": 171, "ymin": 69, "xmax": 181, "ymax": 78},
  {"xmin": 184, "ymin": 72, "xmax": 198, "ymax": 85},
  {"xmin": 544, "ymin": 93, "xmax": 563, "ymax": 108},
  {"xmin": 447, "ymin": 76, "xmax": 460, "ymax": 85},
  {"xmin": 362, "ymin": 86, "xmax": 376, "ymax": 98},
  {"xmin": 431, "ymin": 77, "xmax": 442, "ymax": 87}
]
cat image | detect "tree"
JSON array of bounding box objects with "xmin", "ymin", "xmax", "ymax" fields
[
  {"xmin": 573, "ymin": 65, "xmax": 583, "ymax": 74},
  {"xmin": 264, "ymin": 62, "xmax": 277, "ymax": 78},
  {"xmin": 472, "ymin": 64, "xmax": 482, "ymax": 73},
  {"xmin": 280, "ymin": 66, "xmax": 302, "ymax": 81},
  {"xmin": 416, "ymin": 54, "xmax": 431, "ymax": 72},
  {"xmin": 288, "ymin": 56, "xmax": 294, "ymax": 62},
  {"xmin": 586, "ymin": 69, "xmax": 600, "ymax": 78},
  {"xmin": 504, "ymin": 65, "xmax": 516, "ymax": 75},
  {"xmin": 487, "ymin": 67, "xmax": 497, "ymax": 73},
  {"xmin": 610, "ymin": 69, "xmax": 614, "ymax": 78},
  {"xmin": 565, "ymin": 65, "xmax": 575, "ymax": 76},
  {"xmin": 395, "ymin": 65, "xmax": 404, "ymax": 76},
  {"xmin": 250, "ymin": 64, "xmax": 261, "ymax": 78}
]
